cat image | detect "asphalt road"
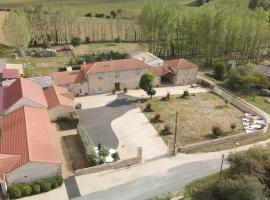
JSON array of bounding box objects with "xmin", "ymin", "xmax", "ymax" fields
[
  {"xmin": 78, "ymin": 93, "xmax": 138, "ymax": 149},
  {"xmin": 74, "ymin": 157, "xmax": 228, "ymax": 200}
]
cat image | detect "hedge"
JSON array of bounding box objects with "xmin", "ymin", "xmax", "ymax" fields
[
  {"xmin": 76, "ymin": 123, "xmax": 98, "ymax": 166},
  {"xmin": 71, "ymin": 111, "xmax": 80, "ymax": 126},
  {"xmin": 7, "ymin": 176, "xmax": 63, "ymax": 199}
]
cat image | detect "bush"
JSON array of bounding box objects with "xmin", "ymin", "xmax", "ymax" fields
[
  {"xmin": 48, "ymin": 177, "xmax": 59, "ymax": 189},
  {"xmin": 39, "ymin": 180, "xmax": 52, "ymax": 192},
  {"xmin": 153, "ymin": 113, "xmax": 161, "ymax": 122},
  {"xmin": 161, "ymin": 124, "xmax": 173, "ymax": 136},
  {"xmin": 8, "ymin": 185, "xmax": 22, "ymax": 199},
  {"xmin": 19, "ymin": 184, "xmax": 32, "ymax": 196},
  {"xmin": 230, "ymin": 123, "xmax": 236, "ymax": 130},
  {"xmin": 144, "ymin": 103, "xmax": 153, "ymax": 112},
  {"xmin": 71, "ymin": 36, "xmax": 81, "ymax": 47},
  {"xmin": 85, "ymin": 36, "xmax": 90, "ymax": 43},
  {"xmin": 214, "ymin": 63, "xmax": 226, "ymax": 80},
  {"xmin": 85, "ymin": 13, "xmax": 92, "ymax": 17},
  {"xmin": 32, "ymin": 184, "xmax": 41, "ymax": 194},
  {"xmin": 95, "ymin": 13, "xmax": 105, "ymax": 18},
  {"xmin": 114, "ymin": 37, "xmax": 121, "ymax": 43},
  {"xmin": 181, "ymin": 90, "xmax": 190, "ymax": 98},
  {"xmin": 161, "ymin": 92, "xmax": 170, "ymax": 101},
  {"xmin": 77, "ymin": 123, "xmax": 98, "ymax": 166},
  {"xmin": 55, "ymin": 176, "xmax": 64, "ymax": 186},
  {"xmin": 112, "ymin": 89, "xmax": 116, "ymax": 95},
  {"xmin": 75, "ymin": 103, "xmax": 82, "ymax": 110},
  {"xmin": 260, "ymin": 89, "xmax": 270, "ymax": 97},
  {"xmin": 99, "ymin": 145, "xmax": 110, "ymax": 157},
  {"xmin": 212, "ymin": 125, "xmax": 224, "ymax": 138},
  {"xmin": 124, "ymin": 87, "xmax": 128, "ymax": 93},
  {"xmin": 71, "ymin": 111, "xmax": 80, "ymax": 125},
  {"xmin": 112, "ymin": 152, "xmax": 120, "ymax": 161}
]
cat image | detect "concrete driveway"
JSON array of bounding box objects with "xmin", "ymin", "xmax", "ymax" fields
[
  {"xmin": 112, "ymin": 108, "xmax": 167, "ymax": 160},
  {"xmin": 78, "ymin": 93, "xmax": 138, "ymax": 148}
]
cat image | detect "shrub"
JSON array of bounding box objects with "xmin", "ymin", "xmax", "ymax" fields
[
  {"xmin": 112, "ymin": 89, "xmax": 116, "ymax": 94},
  {"xmin": 55, "ymin": 176, "xmax": 64, "ymax": 186},
  {"xmin": 19, "ymin": 184, "xmax": 32, "ymax": 196},
  {"xmin": 124, "ymin": 87, "xmax": 128, "ymax": 93},
  {"xmin": 39, "ymin": 179, "xmax": 52, "ymax": 192},
  {"xmin": 144, "ymin": 103, "xmax": 153, "ymax": 112},
  {"xmin": 48, "ymin": 177, "xmax": 59, "ymax": 189},
  {"xmin": 85, "ymin": 13, "xmax": 92, "ymax": 17},
  {"xmin": 71, "ymin": 111, "xmax": 80, "ymax": 125},
  {"xmin": 212, "ymin": 125, "xmax": 224, "ymax": 138},
  {"xmin": 71, "ymin": 36, "xmax": 81, "ymax": 47},
  {"xmin": 230, "ymin": 123, "xmax": 236, "ymax": 130},
  {"xmin": 77, "ymin": 123, "xmax": 98, "ymax": 166},
  {"xmin": 32, "ymin": 184, "xmax": 41, "ymax": 194},
  {"xmin": 85, "ymin": 36, "xmax": 90, "ymax": 43},
  {"xmin": 214, "ymin": 63, "xmax": 226, "ymax": 80},
  {"xmin": 95, "ymin": 13, "xmax": 105, "ymax": 18},
  {"xmin": 161, "ymin": 124, "xmax": 172, "ymax": 136},
  {"xmin": 75, "ymin": 103, "xmax": 82, "ymax": 110},
  {"xmin": 99, "ymin": 146, "xmax": 110, "ymax": 157},
  {"xmin": 260, "ymin": 89, "xmax": 270, "ymax": 97},
  {"xmin": 114, "ymin": 37, "xmax": 121, "ymax": 43},
  {"xmin": 112, "ymin": 152, "xmax": 120, "ymax": 161},
  {"xmin": 8, "ymin": 185, "xmax": 22, "ymax": 199},
  {"xmin": 153, "ymin": 113, "xmax": 161, "ymax": 122},
  {"xmin": 162, "ymin": 92, "xmax": 170, "ymax": 101},
  {"xmin": 182, "ymin": 90, "xmax": 190, "ymax": 98}
]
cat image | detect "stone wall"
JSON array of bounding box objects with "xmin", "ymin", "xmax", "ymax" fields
[
  {"xmin": 171, "ymin": 78, "xmax": 269, "ymax": 154},
  {"xmin": 75, "ymin": 147, "xmax": 142, "ymax": 176}
]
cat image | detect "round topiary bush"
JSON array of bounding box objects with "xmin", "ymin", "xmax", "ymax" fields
[
  {"xmin": 55, "ymin": 176, "xmax": 64, "ymax": 186},
  {"xmin": 32, "ymin": 184, "xmax": 41, "ymax": 194},
  {"xmin": 39, "ymin": 180, "xmax": 52, "ymax": 192},
  {"xmin": 212, "ymin": 125, "xmax": 224, "ymax": 138},
  {"xmin": 20, "ymin": 184, "xmax": 32, "ymax": 196},
  {"xmin": 8, "ymin": 185, "xmax": 22, "ymax": 199},
  {"xmin": 48, "ymin": 177, "xmax": 59, "ymax": 189}
]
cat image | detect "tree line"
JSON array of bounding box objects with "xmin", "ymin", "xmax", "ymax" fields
[
  {"xmin": 138, "ymin": 0, "xmax": 270, "ymax": 65},
  {"xmin": 2, "ymin": 4, "xmax": 142, "ymax": 50}
]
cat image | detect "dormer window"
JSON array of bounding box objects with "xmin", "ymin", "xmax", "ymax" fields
[
  {"xmin": 97, "ymin": 73, "xmax": 103, "ymax": 79},
  {"xmin": 115, "ymin": 72, "xmax": 120, "ymax": 79}
]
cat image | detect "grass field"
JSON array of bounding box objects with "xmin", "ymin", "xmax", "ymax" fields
[
  {"xmin": 245, "ymin": 96, "xmax": 270, "ymax": 115},
  {"xmin": 0, "ymin": 0, "xmax": 196, "ymax": 14},
  {"xmin": 139, "ymin": 92, "xmax": 243, "ymax": 146}
]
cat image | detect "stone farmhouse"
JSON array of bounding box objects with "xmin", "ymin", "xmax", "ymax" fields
[
  {"xmin": 0, "ymin": 77, "xmax": 75, "ymax": 193},
  {"xmin": 52, "ymin": 53, "xmax": 198, "ymax": 96}
]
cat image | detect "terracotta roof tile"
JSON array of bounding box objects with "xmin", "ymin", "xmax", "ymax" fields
[
  {"xmin": 82, "ymin": 58, "xmax": 150, "ymax": 74},
  {"xmin": 0, "ymin": 106, "xmax": 61, "ymax": 170},
  {"xmin": 52, "ymin": 70, "xmax": 86, "ymax": 85},
  {"xmin": 5, "ymin": 78, "xmax": 48, "ymax": 109},
  {"xmin": 2, "ymin": 69, "xmax": 20, "ymax": 79},
  {"xmin": 0, "ymin": 154, "xmax": 21, "ymax": 182},
  {"xmin": 149, "ymin": 66, "xmax": 175, "ymax": 76},
  {"xmin": 165, "ymin": 59, "xmax": 197, "ymax": 72},
  {"xmin": 44, "ymin": 84, "xmax": 74, "ymax": 109}
]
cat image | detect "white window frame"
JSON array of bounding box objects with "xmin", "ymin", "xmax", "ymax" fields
[{"xmin": 97, "ymin": 73, "xmax": 103, "ymax": 80}]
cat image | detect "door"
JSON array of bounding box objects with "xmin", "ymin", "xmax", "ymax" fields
[{"xmin": 115, "ymin": 82, "xmax": 120, "ymax": 91}]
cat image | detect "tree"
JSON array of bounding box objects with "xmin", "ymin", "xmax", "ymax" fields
[
  {"xmin": 249, "ymin": 0, "xmax": 270, "ymax": 11},
  {"xmin": 71, "ymin": 36, "xmax": 81, "ymax": 47},
  {"xmin": 214, "ymin": 63, "xmax": 226, "ymax": 80},
  {"xmin": 3, "ymin": 10, "xmax": 30, "ymax": 51},
  {"xmin": 139, "ymin": 73, "xmax": 156, "ymax": 98},
  {"xmin": 212, "ymin": 175, "xmax": 267, "ymax": 200},
  {"xmin": 110, "ymin": 10, "xmax": 118, "ymax": 18}
]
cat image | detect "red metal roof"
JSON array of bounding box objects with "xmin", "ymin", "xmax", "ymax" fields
[
  {"xmin": 52, "ymin": 70, "xmax": 86, "ymax": 86},
  {"xmin": 82, "ymin": 58, "xmax": 150, "ymax": 74},
  {"xmin": 5, "ymin": 78, "xmax": 48, "ymax": 109},
  {"xmin": 0, "ymin": 154, "xmax": 20, "ymax": 183},
  {"xmin": 2, "ymin": 69, "xmax": 20, "ymax": 79},
  {"xmin": 44, "ymin": 84, "xmax": 74, "ymax": 109},
  {"xmin": 149, "ymin": 66, "xmax": 175, "ymax": 77},
  {"xmin": 165, "ymin": 59, "xmax": 197, "ymax": 71},
  {"xmin": 0, "ymin": 106, "xmax": 61, "ymax": 170}
]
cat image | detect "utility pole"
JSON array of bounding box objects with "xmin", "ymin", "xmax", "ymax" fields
[
  {"xmin": 173, "ymin": 111, "xmax": 178, "ymax": 155},
  {"xmin": 219, "ymin": 154, "xmax": 225, "ymax": 180}
]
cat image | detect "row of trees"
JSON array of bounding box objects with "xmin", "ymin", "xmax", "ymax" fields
[
  {"xmin": 3, "ymin": 4, "xmax": 142, "ymax": 50},
  {"xmin": 138, "ymin": 0, "xmax": 270, "ymax": 64}
]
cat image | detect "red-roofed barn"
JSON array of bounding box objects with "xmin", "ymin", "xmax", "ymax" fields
[{"xmin": 0, "ymin": 106, "xmax": 61, "ymax": 188}]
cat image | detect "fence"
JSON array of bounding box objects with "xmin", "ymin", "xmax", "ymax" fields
[{"xmin": 75, "ymin": 147, "xmax": 142, "ymax": 176}]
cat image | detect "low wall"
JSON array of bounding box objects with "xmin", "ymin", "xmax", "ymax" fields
[
  {"xmin": 171, "ymin": 77, "xmax": 269, "ymax": 153},
  {"xmin": 75, "ymin": 147, "xmax": 142, "ymax": 176}
]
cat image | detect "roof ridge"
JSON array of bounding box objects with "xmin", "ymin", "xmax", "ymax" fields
[{"xmin": 51, "ymin": 85, "xmax": 61, "ymax": 106}]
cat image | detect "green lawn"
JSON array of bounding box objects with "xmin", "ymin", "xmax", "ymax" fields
[
  {"xmin": 0, "ymin": 0, "xmax": 196, "ymax": 14},
  {"xmin": 245, "ymin": 96, "xmax": 270, "ymax": 115},
  {"xmin": 139, "ymin": 92, "xmax": 243, "ymax": 146}
]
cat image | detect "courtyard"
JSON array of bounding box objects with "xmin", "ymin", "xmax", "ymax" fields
[{"xmin": 139, "ymin": 92, "xmax": 244, "ymax": 146}]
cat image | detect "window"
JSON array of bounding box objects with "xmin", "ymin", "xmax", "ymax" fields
[
  {"xmin": 97, "ymin": 73, "xmax": 103, "ymax": 79},
  {"xmin": 115, "ymin": 72, "xmax": 120, "ymax": 79}
]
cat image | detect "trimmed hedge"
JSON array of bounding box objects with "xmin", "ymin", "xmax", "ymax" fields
[
  {"xmin": 7, "ymin": 176, "xmax": 63, "ymax": 199},
  {"xmin": 77, "ymin": 123, "xmax": 98, "ymax": 166},
  {"xmin": 71, "ymin": 111, "xmax": 80, "ymax": 126}
]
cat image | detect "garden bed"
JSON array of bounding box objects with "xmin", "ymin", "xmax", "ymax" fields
[{"xmin": 139, "ymin": 92, "xmax": 244, "ymax": 146}]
